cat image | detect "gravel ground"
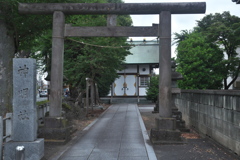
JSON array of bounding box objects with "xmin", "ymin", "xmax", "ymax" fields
[{"xmin": 140, "ymin": 110, "xmax": 240, "ymax": 160}]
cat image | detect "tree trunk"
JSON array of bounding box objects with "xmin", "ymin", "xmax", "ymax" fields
[
  {"xmin": 226, "ymin": 62, "xmax": 240, "ymax": 90},
  {"xmin": 69, "ymin": 85, "xmax": 78, "ymax": 99},
  {"xmin": 17, "ymin": 50, "xmax": 31, "ymax": 58},
  {"xmin": 0, "ymin": 18, "xmax": 15, "ymax": 116}
]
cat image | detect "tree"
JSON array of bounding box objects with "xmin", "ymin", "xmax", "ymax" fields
[
  {"xmin": 0, "ymin": 0, "xmax": 54, "ymax": 56},
  {"xmin": 176, "ymin": 32, "xmax": 225, "ymax": 89},
  {"xmin": 63, "ymin": 37, "xmax": 131, "ymax": 97},
  {"xmin": 64, "ymin": 12, "xmax": 132, "ymax": 97},
  {"xmin": 173, "ymin": 30, "xmax": 191, "ymax": 46},
  {"xmin": 33, "ymin": 0, "xmax": 132, "ymax": 99},
  {"xmin": 175, "ymin": 12, "xmax": 240, "ymax": 90},
  {"xmin": 196, "ymin": 12, "xmax": 240, "ymax": 89},
  {"xmin": 0, "ymin": 17, "xmax": 14, "ymax": 116},
  {"xmin": 0, "ymin": 0, "xmax": 132, "ymax": 115},
  {"xmin": 0, "ymin": 0, "xmax": 57, "ymax": 116},
  {"xmin": 0, "ymin": 0, "xmax": 103, "ymax": 57},
  {"xmin": 146, "ymin": 75, "xmax": 159, "ymax": 102}
]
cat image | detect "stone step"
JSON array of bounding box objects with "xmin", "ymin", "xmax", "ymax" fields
[
  {"xmin": 111, "ymin": 98, "xmax": 138, "ymax": 103},
  {"xmin": 100, "ymin": 98, "xmax": 153, "ymax": 104},
  {"xmin": 172, "ymin": 111, "xmax": 182, "ymax": 116},
  {"xmin": 172, "ymin": 111, "xmax": 182, "ymax": 120},
  {"xmin": 138, "ymin": 99, "xmax": 154, "ymax": 104},
  {"xmin": 176, "ymin": 120, "xmax": 185, "ymax": 127},
  {"xmin": 172, "ymin": 108, "xmax": 179, "ymax": 112},
  {"xmin": 179, "ymin": 128, "xmax": 190, "ymax": 132},
  {"xmin": 100, "ymin": 99, "xmax": 111, "ymax": 104}
]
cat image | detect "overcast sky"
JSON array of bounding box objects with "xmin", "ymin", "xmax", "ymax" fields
[{"xmin": 123, "ymin": 0, "xmax": 240, "ymax": 57}]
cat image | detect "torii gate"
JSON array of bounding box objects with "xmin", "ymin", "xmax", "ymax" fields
[{"xmin": 18, "ymin": 2, "xmax": 206, "ymax": 121}]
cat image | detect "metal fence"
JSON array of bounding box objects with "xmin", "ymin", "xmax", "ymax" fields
[
  {"xmin": 0, "ymin": 103, "xmax": 49, "ymax": 159},
  {"xmin": 0, "ymin": 113, "xmax": 12, "ymax": 159},
  {"xmin": 37, "ymin": 103, "xmax": 49, "ymax": 126}
]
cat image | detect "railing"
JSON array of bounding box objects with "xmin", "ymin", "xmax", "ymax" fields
[
  {"xmin": 0, "ymin": 103, "xmax": 49, "ymax": 159},
  {"xmin": 37, "ymin": 103, "xmax": 49, "ymax": 126},
  {"xmin": 0, "ymin": 113, "xmax": 12, "ymax": 159}
]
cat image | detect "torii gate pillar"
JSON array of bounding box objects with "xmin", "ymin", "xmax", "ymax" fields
[
  {"xmin": 49, "ymin": 11, "xmax": 65, "ymax": 117},
  {"xmin": 150, "ymin": 11, "xmax": 186, "ymax": 144},
  {"xmin": 159, "ymin": 11, "xmax": 172, "ymax": 118},
  {"xmin": 43, "ymin": 11, "xmax": 69, "ymax": 143}
]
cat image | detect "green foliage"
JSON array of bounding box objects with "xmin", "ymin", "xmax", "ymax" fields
[
  {"xmin": 1, "ymin": 0, "xmax": 132, "ymax": 96},
  {"xmin": 173, "ymin": 30, "xmax": 191, "ymax": 46},
  {"xmin": 146, "ymin": 75, "xmax": 159, "ymax": 102},
  {"xmin": 175, "ymin": 12, "xmax": 240, "ymax": 90},
  {"xmin": 22, "ymin": 0, "xmax": 133, "ymax": 96},
  {"xmin": 36, "ymin": 100, "xmax": 49, "ymax": 106},
  {"xmin": 0, "ymin": 0, "xmax": 53, "ymax": 53},
  {"xmin": 64, "ymin": 37, "xmax": 131, "ymax": 96},
  {"xmin": 62, "ymin": 1, "xmax": 132, "ymax": 96},
  {"xmin": 62, "ymin": 103, "xmax": 72, "ymax": 111},
  {"xmin": 0, "ymin": 0, "xmax": 109, "ymax": 53},
  {"xmin": 176, "ymin": 32, "xmax": 224, "ymax": 89},
  {"xmin": 107, "ymin": 0, "xmax": 123, "ymax": 2},
  {"xmin": 196, "ymin": 12, "xmax": 240, "ymax": 89}
]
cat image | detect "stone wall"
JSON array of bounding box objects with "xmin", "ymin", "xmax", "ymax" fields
[{"xmin": 175, "ymin": 90, "xmax": 240, "ymax": 155}]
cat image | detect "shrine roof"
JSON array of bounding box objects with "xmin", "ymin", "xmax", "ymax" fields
[{"xmin": 124, "ymin": 40, "xmax": 159, "ymax": 64}]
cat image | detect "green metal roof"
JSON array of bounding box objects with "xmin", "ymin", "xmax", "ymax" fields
[{"xmin": 124, "ymin": 40, "xmax": 159, "ymax": 64}]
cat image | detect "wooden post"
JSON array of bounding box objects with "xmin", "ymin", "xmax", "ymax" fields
[
  {"xmin": 49, "ymin": 11, "xmax": 65, "ymax": 117},
  {"xmin": 95, "ymin": 83, "xmax": 100, "ymax": 105},
  {"xmin": 110, "ymin": 84, "xmax": 113, "ymax": 104},
  {"xmin": 90, "ymin": 80, "xmax": 95, "ymax": 111},
  {"xmin": 86, "ymin": 78, "xmax": 89, "ymax": 117},
  {"xmin": 158, "ymin": 11, "xmax": 172, "ymax": 118}
]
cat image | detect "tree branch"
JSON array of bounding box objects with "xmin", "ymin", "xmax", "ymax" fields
[{"xmin": 226, "ymin": 61, "xmax": 240, "ymax": 89}]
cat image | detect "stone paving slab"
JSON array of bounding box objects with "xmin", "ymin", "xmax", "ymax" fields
[{"xmin": 58, "ymin": 104, "xmax": 157, "ymax": 160}]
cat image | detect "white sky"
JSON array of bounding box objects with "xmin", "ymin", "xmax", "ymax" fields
[{"xmin": 123, "ymin": 0, "xmax": 240, "ymax": 58}]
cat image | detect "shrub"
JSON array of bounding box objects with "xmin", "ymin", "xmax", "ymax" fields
[{"xmin": 146, "ymin": 75, "xmax": 159, "ymax": 103}]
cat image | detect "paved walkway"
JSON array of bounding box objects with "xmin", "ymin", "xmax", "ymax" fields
[{"xmin": 56, "ymin": 104, "xmax": 157, "ymax": 160}]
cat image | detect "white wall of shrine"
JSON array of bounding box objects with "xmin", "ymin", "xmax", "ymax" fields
[{"xmin": 109, "ymin": 64, "xmax": 152, "ymax": 97}]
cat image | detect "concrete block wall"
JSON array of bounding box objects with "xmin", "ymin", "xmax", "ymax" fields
[{"xmin": 175, "ymin": 90, "xmax": 240, "ymax": 155}]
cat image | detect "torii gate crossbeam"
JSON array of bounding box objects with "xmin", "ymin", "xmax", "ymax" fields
[
  {"xmin": 19, "ymin": 3, "xmax": 205, "ymax": 15},
  {"xmin": 64, "ymin": 24, "xmax": 159, "ymax": 37}
]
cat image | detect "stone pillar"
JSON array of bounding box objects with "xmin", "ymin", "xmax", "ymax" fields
[
  {"xmin": 91, "ymin": 81, "xmax": 95, "ymax": 108},
  {"xmin": 158, "ymin": 11, "xmax": 172, "ymax": 118},
  {"xmin": 107, "ymin": 15, "xmax": 117, "ymax": 26},
  {"xmin": 4, "ymin": 58, "xmax": 44, "ymax": 160},
  {"xmin": 40, "ymin": 11, "xmax": 70, "ymax": 144},
  {"xmin": 12, "ymin": 59, "xmax": 37, "ymax": 141},
  {"xmin": 150, "ymin": 12, "xmax": 185, "ymax": 144},
  {"xmin": 50, "ymin": 11, "xmax": 65, "ymax": 117},
  {"xmin": 86, "ymin": 78, "xmax": 90, "ymax": 116}
]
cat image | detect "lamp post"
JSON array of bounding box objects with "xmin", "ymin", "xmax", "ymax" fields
[
  {"xmin": 150, "ymin": 60, "xmax": 185, "ymax": 144},
  {"xmin": 171, "ymin": 60, "xmax": 183, "ymax": 103}
]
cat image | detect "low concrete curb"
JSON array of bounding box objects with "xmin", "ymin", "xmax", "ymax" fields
[{"xmin": 136, "ymin": 105, "xmax": 158, "ymax": 160}]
